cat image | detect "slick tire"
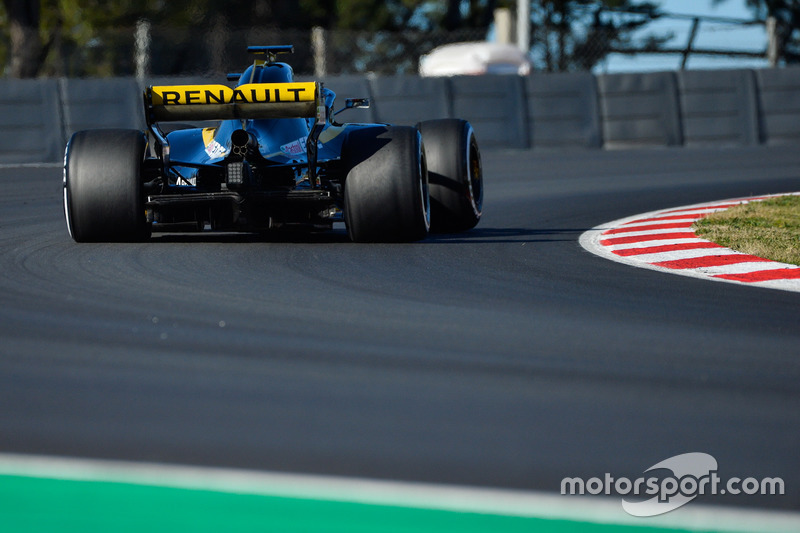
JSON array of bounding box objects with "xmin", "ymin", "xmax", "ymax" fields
[
  {"xmin": 343, "ymin": 126, "xmax": 430, "ymax": 243},
  {"xmin": 416, "ymin": 119, "xmax": 483, "ymax": 232},
  {"xmin": 64, "ymin": 129, "xmax": 151, "ymax": 242}
]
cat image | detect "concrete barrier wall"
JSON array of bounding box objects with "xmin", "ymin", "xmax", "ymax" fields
[
  {"xmin": 0, "ymin": 79, "xmax": 64, "ymax": 164},
  {"xmin": 448, "ymin": 75, "xmax": 528, "ymax": 149},
  {"xmin": 60, "ymin": 78, "xmax": 145, "ymax": 136},
  {"xmin": 525, "ymin": 71, "xmax": 601, "ymax": 150},
  {"xmin": 597, "ymin": 71, "xmax": 683, "ymax": 148},
  {"xmin": 2, "ymin": 67, "xmax": 800, "ymax": 163},
  {"xmin": 755, "ymin": 66, "xmax": 800, "ymax": 145},
  {"xmin": 368, "ymin": 75, "xmax": 450, "ymax": 126},
  {"xmin": 677, "ymin": 69, "xmax": 759, "ymax": 147}
]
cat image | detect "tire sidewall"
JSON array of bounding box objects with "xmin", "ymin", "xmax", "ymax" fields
[
  {"xmin": 64, "ymin": 129, "xmax": 149, "ymax": 242},
  {"xmin": 418, "ymin": 119, "xmax": 482, "ymax": 232},
  {"xmin": 343, "ymin": 126, "xmax": 429, "ymax": 242}
]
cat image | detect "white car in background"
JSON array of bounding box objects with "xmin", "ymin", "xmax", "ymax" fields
[{"xmin": 419, "ymin": 42, "xmax": 531, "ymax": 77}]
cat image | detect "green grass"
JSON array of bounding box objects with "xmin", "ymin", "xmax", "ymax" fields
[
  {"xmin": 0, "ymin": 475, "xmax": 689, "ymax": 533},
  {"xmin": 693, "ymin": 195, "xmax": 800, "ymax": 265}
]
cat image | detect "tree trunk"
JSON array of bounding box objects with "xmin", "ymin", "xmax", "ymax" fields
[{"xmin": 4, "ymin": 0, "xmax": 42, "ymax": 78}]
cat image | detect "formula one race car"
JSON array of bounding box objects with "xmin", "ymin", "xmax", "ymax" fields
[{"xmin": 63, "ymin": 45, "xmax": 483, "ymax": 243}]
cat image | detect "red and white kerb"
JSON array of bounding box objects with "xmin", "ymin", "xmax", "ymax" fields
[{"xmin": 579, "ymin": 194, "xmax": 800, "ymax": 292}]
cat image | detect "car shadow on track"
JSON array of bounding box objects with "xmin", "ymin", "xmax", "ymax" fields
[
  {"xmin": 149, "ymin": 227, "xmax": 586, "ymax": 245},
  {"xmin": 426, "ymin": 227, "xmax": 587, "ymax": 244},
  {"xmin": 150, "ymin": 229, "xmax": 352, "ymax": 244}
]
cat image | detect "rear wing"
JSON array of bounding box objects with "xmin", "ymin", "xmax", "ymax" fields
[
  {"xmin": 144, "ymin": 80, "xmax": 328, "ymax": 187},
  {"xmin": 144, "ymin": 81, "xmax": 320, "ymax": 123}
]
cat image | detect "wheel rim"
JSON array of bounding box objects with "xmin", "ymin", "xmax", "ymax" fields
[
  {"xmin": 419, "ymin": 144, "xmax": 431, "ymax": 232},
  {"xmin": 465, "ymin": 126, "xmax": 483, "ymax": 217},
  {"xmin": 62, "ymin": 142, "xmax": 75, "ymax": 240}
]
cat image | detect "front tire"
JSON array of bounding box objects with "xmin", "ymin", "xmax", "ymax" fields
[
  {"xmin": 417, "ymin": 119, "xmax": 483, "ymax": 232},
  {"xmin": 343, "ymin": 126, "xmax": 430, "ymax": 243},
  {"xmin": 64, "ymin": 129, "xmax": 150, "ymax": 242}
]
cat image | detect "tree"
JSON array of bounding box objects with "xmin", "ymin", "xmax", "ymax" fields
[
  {"xmin": 528, "ymin": 1, "xmax": 666, "ymax": 72},
  {"xmin": 323, "ymin": 0, "xmax": 498, "ymax": 74},
  {"xmin": 714, "ymin": 0, "xmax": 800, "ymax": 63},
  {"xmin": 442, "ymin": 0, "xmax": 498, "ymax": 30},
  {"xmin": 1, "ymin": 0, "xmax": 502, "ymax": 76},
  {"xmin": 2, "ymin": 1, "xmax": 668, "ymax": 76},
  {"xmin": 3, "ymin": 0, "xmax": 42, "ymax": 77}
]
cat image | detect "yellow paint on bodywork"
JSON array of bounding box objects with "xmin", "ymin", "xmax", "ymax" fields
[
  {"xmin": 201, "ymin": 127, "xmax": 217, "ymax": 147},
  {"xmin": 319, "ymin": 126, "xmax": 345, "ymax": 144},
  {"xmin": 149, "ymin": 83, "xmax": 316, "ymax": 105}
]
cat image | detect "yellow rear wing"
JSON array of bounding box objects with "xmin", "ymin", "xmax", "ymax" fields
[
  {"xmin": 145, "ymin": 80, "xmax": 329, "ymax": 186},
  {"xmin": 145, "ymin": 82, "xmax": 320, "ymax": 122}
]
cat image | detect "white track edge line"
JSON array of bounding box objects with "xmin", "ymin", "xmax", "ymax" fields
[
  {"xmin": 0, "ymin": 453, "xmax": 798, "ymax": 532},
  {"xmin": 0, "ymin": 163, "xmax": 61, "ymax": 169},
  {"xmin": 580, "ymin": 194, "xmax": 800, "ymax": 293}
]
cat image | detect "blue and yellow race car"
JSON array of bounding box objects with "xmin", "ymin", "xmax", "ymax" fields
[{"xmin": 63, "ymin": 45, "xmax": 483, "ymax": 243}]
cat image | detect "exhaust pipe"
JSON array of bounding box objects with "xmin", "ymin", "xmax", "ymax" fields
[
  {"xmin": 226, "ymin": 129, "xmax": 256, "ymax": 189},
  {"xmin": 230, "ymin": 129, "xmax": 256, "ymax": 158}
]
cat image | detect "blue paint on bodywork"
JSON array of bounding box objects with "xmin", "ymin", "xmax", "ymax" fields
[{"xmin": 165, "ymin": 61, "xmax": 358, "ymax": 180}]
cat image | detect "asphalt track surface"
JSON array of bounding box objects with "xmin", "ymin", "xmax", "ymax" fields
[{"xmin": 1, "ymin": 146, "xmax": 799, "ymax": 512}]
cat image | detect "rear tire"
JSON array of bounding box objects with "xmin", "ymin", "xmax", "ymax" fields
[
  {"xmin": 64, "ymin": 129, "xmax": 150, "ymax": 242},
  {"xmin": 417, "ymin": 119, "xmax": 483, "ymax": 232},
  {"xmin": 343, "ymin": 126, "xmax": 430, "ymax": 243}
]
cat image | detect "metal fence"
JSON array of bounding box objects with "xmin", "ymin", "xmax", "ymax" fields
[
  {"xmin": 0, "ymin": 15, "xmax": 774, "ymax": 79},
  {"xmin": 32, "ymin": 25, "xmax": 487, "ymax": 79}
]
